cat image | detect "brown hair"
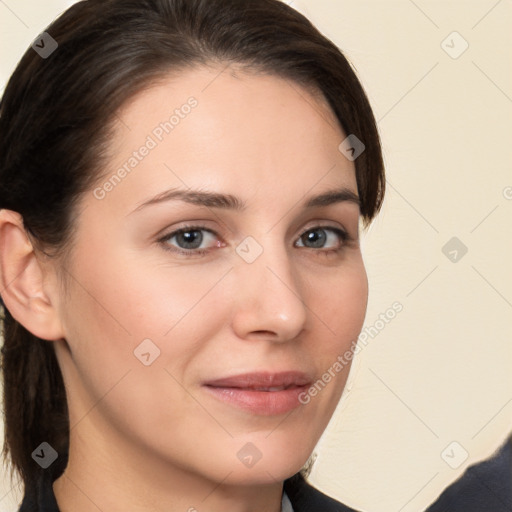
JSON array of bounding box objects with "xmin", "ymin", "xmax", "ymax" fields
[{"xmin": 0, "ymin": 0, "xmax": 385, "ymax": 491}]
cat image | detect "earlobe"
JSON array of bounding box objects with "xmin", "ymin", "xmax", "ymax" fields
[{"xmin": 0, "ymin": 209, "xmax": 65, "ymax": 341}]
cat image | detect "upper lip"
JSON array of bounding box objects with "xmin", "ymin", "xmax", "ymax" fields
[{"xmin": 203, "ymin": 371, "xmax": 312, "ymax": 389}]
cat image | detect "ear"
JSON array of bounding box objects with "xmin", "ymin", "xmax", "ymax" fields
[{"xmin": 0, "ymin": 209, "xmax": 65, "ymax": 341}]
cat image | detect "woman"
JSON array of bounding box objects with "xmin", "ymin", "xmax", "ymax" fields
[{"xmin": 0, "ymin": 1, "xmax": 385, "ymax": 511}]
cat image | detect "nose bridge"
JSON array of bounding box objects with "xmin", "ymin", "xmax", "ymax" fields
[{"xmin": 230, "ymin": 232, "xmax": 308, "ymax": 340}]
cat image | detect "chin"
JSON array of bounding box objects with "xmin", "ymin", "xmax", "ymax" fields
[
  {"xmin": 218, "ymin": 449, "xmax": 312, "ymax": 487},
  {"xmin": 223, "ymin": 464, "xmax": 306, "ymax": 487}
]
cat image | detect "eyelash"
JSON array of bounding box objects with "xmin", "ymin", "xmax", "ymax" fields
[{"xmin": 157, "ymin": 224, "xmax": 352, "ymax": 258}]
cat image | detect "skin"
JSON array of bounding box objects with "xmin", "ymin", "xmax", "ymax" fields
[{"xmin": 0, "ymin": 65, "xmax": 368, "ymax": 512}]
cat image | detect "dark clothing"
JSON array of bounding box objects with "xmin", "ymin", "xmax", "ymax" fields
[
  {"xmin": 18, "ymin": 469, "xmax": 360, "ymax": 512},
  {"xmin": 426, "ymin": 436, "xmax": 512, "ymax": 512},
  {"xmin": 284, "ymin": 472, "xmax": 359, "ymax": 511}
]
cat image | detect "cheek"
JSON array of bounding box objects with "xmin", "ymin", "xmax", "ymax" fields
[
  {"xmin": 305, "ymin": 257, "xmax": 368, "ymax": 401},
  {"xmin": 313, "ymin": 257, "xmax": 368, "ymax": 346},
  {"xmin": 58, "ymin": 250, "xmax": 233, "ymax": 438},
  {"xmin": 62, "ymin": 247, "xmax": 232, "ymax": 372}
]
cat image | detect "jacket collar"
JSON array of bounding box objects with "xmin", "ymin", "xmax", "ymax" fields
[{"xmin": 284, "ymin": 472, "xmax": 360, "ymax": 511}]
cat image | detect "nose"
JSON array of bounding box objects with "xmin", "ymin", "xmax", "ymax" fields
[{"xmin": 230, "ymin": 240, "xmax": 308, "ymax": 343}]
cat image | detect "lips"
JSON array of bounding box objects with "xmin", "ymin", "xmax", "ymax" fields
[
  {"xmin": 202, "ymin": 371, "xmax": 312, "ymax": 390},
  {"xmin": 202, "ymin": 371, "xmax": 313, "ymax": 415}
]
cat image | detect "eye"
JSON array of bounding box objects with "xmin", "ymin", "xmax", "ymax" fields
[
  {"xmin": 295, "ymin": 226, "xmax": 349, "ymax": 252},
  {"xmin": 159, "ymin": 225, "xmax": 220, "ymax": 255}
]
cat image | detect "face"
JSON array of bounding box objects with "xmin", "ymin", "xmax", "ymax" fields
[{"xmin": 52, "ymin": 65, "xmax": 368, "ymax": 486}]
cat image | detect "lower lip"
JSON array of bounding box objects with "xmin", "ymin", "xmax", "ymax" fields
[{"xmin": 202, "ymin": 385, "xmax": 310, "ymax": 415}]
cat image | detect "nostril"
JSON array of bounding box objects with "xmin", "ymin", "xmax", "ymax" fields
[{"xmin": 252, "ymin": 330, "xmax": 275, "ymax": 336}]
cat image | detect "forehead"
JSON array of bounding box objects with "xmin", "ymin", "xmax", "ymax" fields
[{"xmin": 94, "ymin": 65, "xmax": 356, "ymax": 213}]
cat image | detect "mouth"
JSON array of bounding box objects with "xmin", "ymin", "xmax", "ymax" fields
[
  {"xmin": 217, "ymin": 385, "xmax": 295, "ymax": 391},
  {"xmin": 202, "ymin": 371, "xmax": 312, "ymax": 415}
]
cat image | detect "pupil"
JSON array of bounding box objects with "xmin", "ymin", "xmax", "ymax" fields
[
  {"xmin": 178, "ymin": 230, "xmax": 202, "ymax": 249},
  {"xmin": 305, "ymin": 229, "xmax": 325, "ymax": 248}
]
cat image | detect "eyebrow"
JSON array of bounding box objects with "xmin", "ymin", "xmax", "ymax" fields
[{"xmin": 129, "ymin": 186, "xmax": 360, "ymax": 215}]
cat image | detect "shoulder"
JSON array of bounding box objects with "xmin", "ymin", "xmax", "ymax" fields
[
  {"xmin": 284, "ymin": 472, "xmax": 361, "ymax": 512},
  {"xmin": 426, "ymin": 435, "xmax": 512, "ymax": 512}
]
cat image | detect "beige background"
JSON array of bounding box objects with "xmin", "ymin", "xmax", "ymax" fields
[{"xmin": 1, "ymin": 1, "xmax": 511, "ymax": 511}]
